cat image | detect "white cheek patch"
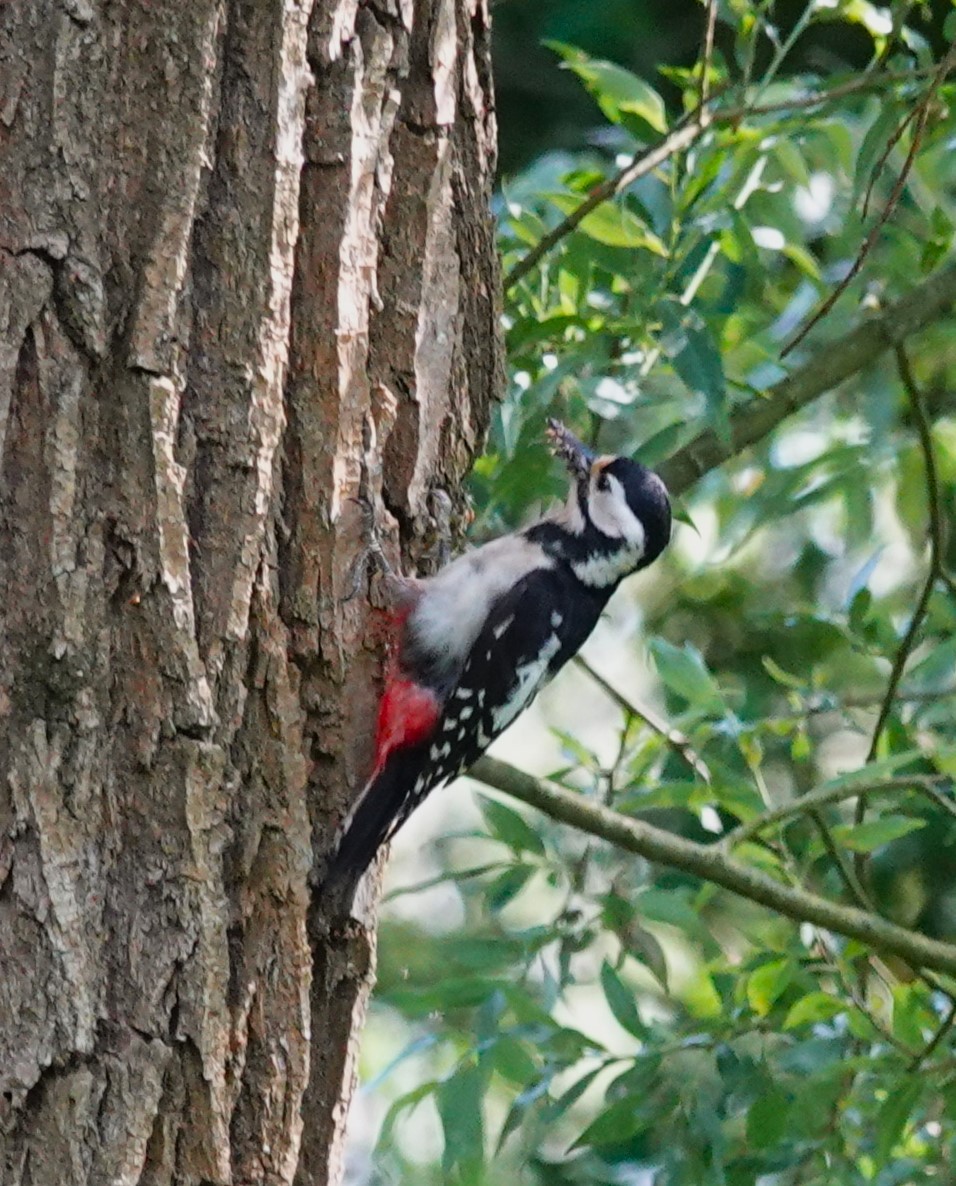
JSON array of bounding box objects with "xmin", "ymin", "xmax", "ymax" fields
[{"xmin": 589, "ymin": 474, "xmax": 646, "ymax": 554}]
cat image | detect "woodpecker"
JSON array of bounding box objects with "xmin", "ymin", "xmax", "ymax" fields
[{"xmin": 322, "ymin": 420, "xmax": 671, "ymax": 906}]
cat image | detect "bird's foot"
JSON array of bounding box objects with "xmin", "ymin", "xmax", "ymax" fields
[{"xmin": 345, "ymin": 494, "xmax": 420, "ymax": 609}]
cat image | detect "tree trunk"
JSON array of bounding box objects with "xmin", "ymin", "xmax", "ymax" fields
[{"xmin": 0, "ymin": 1, "xmax": 501, "ymax": 1183}]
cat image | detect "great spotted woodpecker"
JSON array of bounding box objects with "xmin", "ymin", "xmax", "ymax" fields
[{"xmin": 322, "ymin": 420, "xmax": 671, "ymax": 905}]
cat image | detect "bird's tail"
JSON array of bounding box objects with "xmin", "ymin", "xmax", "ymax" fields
[{"xmin": 317, "ymin": 746, "xmax": 427, "ymax": 913}]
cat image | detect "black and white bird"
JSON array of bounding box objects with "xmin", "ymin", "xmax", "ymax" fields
[{"xmin": 321, "ymin": 420, "xmax": 671, "ymax": 906}]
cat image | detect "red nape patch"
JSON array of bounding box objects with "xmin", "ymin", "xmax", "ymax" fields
[{"xmin": 373, "ymin": 675, "xmax": 441, "ymax": 770}]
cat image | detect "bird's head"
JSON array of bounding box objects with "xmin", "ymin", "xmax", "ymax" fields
[{"xmin": 546, "ymin": 419, "xmax": 672, "ymax": 576}]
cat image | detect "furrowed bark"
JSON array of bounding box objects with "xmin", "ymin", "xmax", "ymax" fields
[{"xmin": 0, "ymin": 1, "xmax": 501, "ymax": 1183}]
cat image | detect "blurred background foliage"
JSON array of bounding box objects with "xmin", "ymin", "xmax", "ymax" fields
[{"xmin": 349, "ymin": 0, "xmax": 956, "ymax": 1182}]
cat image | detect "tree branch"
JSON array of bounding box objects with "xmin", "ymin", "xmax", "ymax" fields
[
  {"xmin": 469, "ymin": 755, "xmax": 956, "ymax": 978},
  {"xmin": 696, "ymin": 0, "xmax": 719, "ymax": 112},
  {"xmin": 657, "ymin": 262, "xmax": 956, "ymax": 498},
  {"xmin": 865, "ymin": 344, "xmax": 948, "ymax": 764},
  {"xmin": 723, "ymin": 775, "xmax": 946, "ymax": 848},
  {"xmin": 572, "ymin": 654, "xmax": 711, "ymax": 783},
  {"xmin": 782, "ymin": 44, "xmax": 956, "ymax": 357},
  {"xmin": 503, "ymin": 69, "xmax": 939, "ymax": 295},
  {"xmin": 503, "ymin": 115, "xmax": 708, "ymax": 292}
]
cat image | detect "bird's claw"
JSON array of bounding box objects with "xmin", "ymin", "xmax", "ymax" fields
[{"xmin": 344, "ymin": 495, "xmax": 395, "ymax": 603}]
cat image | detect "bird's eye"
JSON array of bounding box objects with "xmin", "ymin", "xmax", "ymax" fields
[{"xmin": 595, "ymin": 472, "xmax": 610, "ymax": 492}]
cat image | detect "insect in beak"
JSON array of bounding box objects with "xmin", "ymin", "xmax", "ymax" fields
[{"xmin": 546, "ymin": 418, "xmax": 594, "ymax": 480}]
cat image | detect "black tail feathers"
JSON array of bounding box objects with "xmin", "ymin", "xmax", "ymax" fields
[{"xmin": 317, "ymin": 747, "xmax": 427, "ymax": 914}]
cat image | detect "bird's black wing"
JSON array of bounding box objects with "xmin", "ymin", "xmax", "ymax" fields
[{"xmin": 320, "ymin": 566, "xmax": 607, "ymax": 906}]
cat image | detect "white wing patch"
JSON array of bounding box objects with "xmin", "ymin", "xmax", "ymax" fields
[
  {"xmin": 490, "ymin": 633, "xmax": 562, "ymax": 734},
  {"xmin": 408, "ymin": 535, "xmax": 552, "ymax": 677}
]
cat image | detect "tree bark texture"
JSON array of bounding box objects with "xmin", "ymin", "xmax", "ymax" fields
[{"xmin": 0, "ymin": 1, "xmax": 501, "ymax": 1183}]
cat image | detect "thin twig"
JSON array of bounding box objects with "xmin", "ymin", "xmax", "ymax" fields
[
  {"xmin": 866, "ymin": 346, "xmax": 945, "ymax": 766},
  {"xmin": 659, "ymin": 262, "xmax": 956, "ymax": 498},
  {"xmin": 850, "ymin": 345, "xmax": 948, "ymax": 884},
  {"xmin": 468, "ymin": 755, "xmax": 956, "ymax": 977},
  {"xmin": 697, "ymin": 0, "xmax": 719, "ymax": 112},
  {"xmin": 783, "ymin": 45, "xmax": 956, "ymax": 357},
  {"xmin": 811, "ymin": 685, "xmax": 956, "ymax": 712},
  {"xmin": 861, "ymin": 104, "xmax": 920, "ymax": 220},
  {"xmin": 913, "ymin": 1001, "xmax": 956, "ymax": 1070},
  {"xmin": 729, "ymin": 67, "xmax": 932, "ymax": 119},
  {"xmin": 808, "ymin": 806, "xmax": 875, "ymax": 910},
  {"xmin": 572, "ymin": 654, "xmax": 711, "ymax": 783},
  {"xmin": 504, "ymin": 114, "xmax": 707, "ymax": 291},
  {"xmin": 752, "ymin": 0, "xmax": 816, "ymax": 100},
  {"xmin": 724, "ymin": 775, "xmax": 944, "ymax": 849},
  {"xmin": 812, "ymin": 929, "xmax": 918, "ymax": 1057},
  {"xmin": 505, "ymin": 69, "xmax": 931, "ymax": 294}
]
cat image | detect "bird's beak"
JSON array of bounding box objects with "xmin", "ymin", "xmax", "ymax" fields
[{"xmin": 546, "ymin": 419, "xmax": 594, "ymax": 480}]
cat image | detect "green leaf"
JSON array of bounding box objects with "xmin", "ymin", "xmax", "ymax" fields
[
  {"xmin": 385, "ymin": 976, "xmax": 502, "ymax": 1014},
  {"xmin": 746, "ymin": 1086, "xmax": 791, "ymax": 1149},
  {"xmin": 747, "ymin": 958, "xmax": 794, "ymax": 1016},
  {"xmin": 656, "ymin": 297, "xmax": 728, "ymax": 434},
  {"xmin": 874, "ymin": 1078, "xmax": 922, "ymax": 1167},
  {"xmin": 497, "ymin": 1073, "xmax": 552, "ymax": 1151},
  {"xmin": 547, "ymin": 193, "xmax": 668, "ymax": 252},
  {"xmin": 629, "ymin": 924, "xmax": 669, "ymax": 990},
  {"xmin": 437, "ymin": 1062, "xmax": 486, "ymax": 1178},
  {"xmin": 485, "ymin": 864, "xmax": 535, "ymax": 911},
  {"xmin": 571, "ymin": 1094, "xmax": 647, "ymax": 1150},
  {"xmin": 637, "ymin": 887, "xmax": 703, "ymax": 935},
  {"xmin": 853, "ymin": 102, "xmax": 904, "ymax": 207},
  {"xmin": 376, "ymin": 1080, "xmax": 439, "ymax": 1149},
  {"xmin": 815, "ymin": 753, "xmax": 926, "ymax": 795},
  {"xmin": 492, "ymin": 1036, "xmax": 538, "ymax": 1086},
  {"xmin": 761, "ymin": 656, "xmax": 805, "ymax": 690},
  {"xmin": 892, "ymin": 982, "xmax": 935, "ymax": 1048},
  {"xmin": 543, "ymin": 1066, "xmax": 604, "ymax": 1124},
  {"xmin": 478, "ymin": 795, "xmax": 546, "ymax": 856},
  {"xmin": 600, "ymin": 961, "xmax": 647, "ymax": 1038},
  {"xmin": 831, "ymin": 815, "xmax": 926, "ymax": 853},
  {"xmin": 649, "ymin": 638, "xmax": 724, "ymax": 712},
  {"xmin": 784, "ymin": 992, "xmax": 845, "ymax": 1029},
  {"xmin": 547, "ymin": 42, "xmax": 668, "ymax": 135}
]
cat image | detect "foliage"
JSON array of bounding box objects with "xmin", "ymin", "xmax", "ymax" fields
[{"xmin": 362, "ymin": 2, "xmax": 956, "ymax": 1183}]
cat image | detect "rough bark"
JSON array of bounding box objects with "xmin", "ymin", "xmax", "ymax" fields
[{"xmin": 0, "ymin": 0, "xmax": 501, "ymax": 1183}]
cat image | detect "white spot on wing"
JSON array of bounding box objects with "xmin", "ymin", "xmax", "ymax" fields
[
  {"xmin": 455, "ymin": 687, "xmax": 472, "ymax": 700},
  {"xmin": 459, "ymin": 705, "xmax": 473, "ymax": 720},
  {"xmin": 551, "ymin": 610, "xmax": 562, "ymax": 627},
  {"xmin": 492, "ymin": 614, "xmax": 514, "ymax": 640},
  {"xmin": 490, "ymin": 633, "xmax": 562, "ymax": 734}
]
